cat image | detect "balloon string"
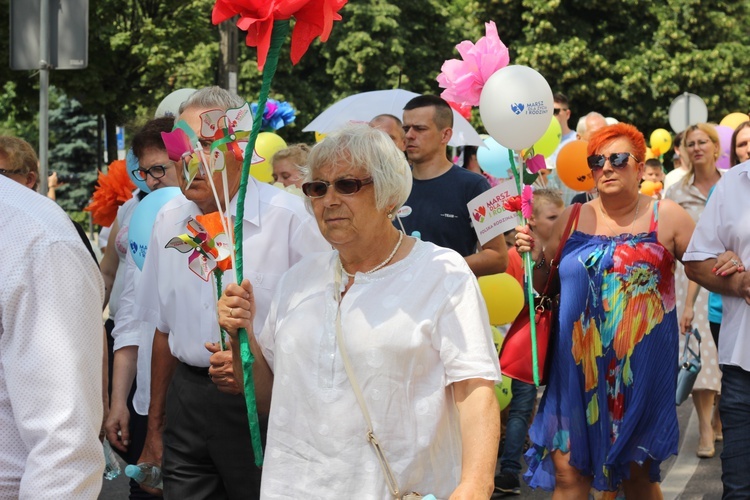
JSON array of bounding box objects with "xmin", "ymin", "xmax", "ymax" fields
[
  {"xmin": 234, "ymin": 19, "xmax": 290, "ymax": 468},
  {"xmin": 507, "ymin": 149, "xmax": 540, "ymax": 387}
]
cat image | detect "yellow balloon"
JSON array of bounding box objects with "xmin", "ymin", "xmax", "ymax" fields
[
  {"xmin": 314, "ymin": 131, "xmax": 327, "ymax": 143},
  {"xmin": 251, "ymin": 132, "xmax": 287, "ymax": 183},
  {"xmin": 649, "ymin": 128, "xmax": 672, "ymax": 155},
  {"xmin": 532, "ymin": 117, "xmax": 562, "ymax": 158},
  {"xmin": 478, "ymin": 273, "xmax": 524, "ymax": 325},
  {"xmin": 494, "ymin": 375, "xmax": 513, "ymax": 411},
  {"xmin": 720, "ymin": 112, "xmax": 750, "ymax": 131}
]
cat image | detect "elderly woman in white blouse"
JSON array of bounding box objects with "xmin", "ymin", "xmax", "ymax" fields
[{"xmin": 218, "ymin": 124, "xmax": 501, "ymax": 499}]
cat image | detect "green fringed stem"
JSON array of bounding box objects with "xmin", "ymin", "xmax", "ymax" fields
[{"xmin": 234, "ymin": 19, "xmax": 291, "ymax": 468}]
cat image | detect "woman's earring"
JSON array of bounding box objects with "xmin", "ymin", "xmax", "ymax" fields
[{"xmin": 387, "ymin": 213, "xmax": 394, "ymax": 220}]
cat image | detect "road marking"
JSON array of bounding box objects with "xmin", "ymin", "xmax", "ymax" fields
[{"xmin": 662, "ymin": 409, "xmax": 701, "ymax": 500}]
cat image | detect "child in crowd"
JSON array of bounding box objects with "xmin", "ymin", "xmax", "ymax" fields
[
  {"xmin": 494, "ymin": 188, "xmax": 564, "ymax": 495},
  {"xmin": 641, "ymin": 158, "xmax": 665, "ymax": 199}
]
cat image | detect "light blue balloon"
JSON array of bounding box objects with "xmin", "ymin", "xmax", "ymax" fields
[
  {"xmin": 126, "ymin": 148, "xmax": 151, "ymax": 194},
  {"xmin": 476, "ymin": 138, "xmax": 513, "ymax": 178},
  {"xmin": 128, "ymin": 187, "xmax": 181, "ymax": 270}
]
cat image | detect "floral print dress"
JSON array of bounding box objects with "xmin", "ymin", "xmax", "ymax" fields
[{"xmin": 524, "ymin": 201, "xmax": 679, "ymax": 491}]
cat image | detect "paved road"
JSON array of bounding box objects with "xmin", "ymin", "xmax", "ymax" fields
[{"xmin": 99, "ymin": 396, "xmax": 724, "ymax": 499}]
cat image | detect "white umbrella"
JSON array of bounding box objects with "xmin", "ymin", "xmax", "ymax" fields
[{"xmin": 302, "ymin": 89, "xmax": 484, "ymax": 147}]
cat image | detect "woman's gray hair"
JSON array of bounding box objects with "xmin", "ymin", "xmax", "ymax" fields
[
  {"xmin": 178, "ymin": 86, "xmax": 245, "ymax": 114},
  {"xmin": 303, "ymin": 124, "xmax": 412, "ymax": 215}
]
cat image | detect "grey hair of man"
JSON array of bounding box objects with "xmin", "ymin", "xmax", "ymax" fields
[
  {"xmin": 178, "ymin": 86, "xmax": 245, "ymax": 115},
  {"xmin": 303, "ymin": 124, "xmax": 412, "ymax": 216},
  {"xmin": 577, "ymin": 111, "xmax": 606, "ymax": 137}
]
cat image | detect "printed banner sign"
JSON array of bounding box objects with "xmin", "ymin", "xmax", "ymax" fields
[{"xmin": 468, "ymin": 179, "xmax": 519, "ymax": 246}]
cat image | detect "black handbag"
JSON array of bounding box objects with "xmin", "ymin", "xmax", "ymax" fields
[{"xmin": 676, "ymin": 328, "xmax": 702, "ymax": 406}]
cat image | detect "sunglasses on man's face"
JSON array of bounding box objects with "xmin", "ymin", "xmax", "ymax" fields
[
  {"xmin": 586, "ymin": 152, "xmax": 639, "ymax": 171},
  {"xmin": 302, "ymin": 177, "xmax": 374, "ymax": 198},
  {"xmin": 553, "ymin": 108, "xmax": 566, "ymax": 116}
]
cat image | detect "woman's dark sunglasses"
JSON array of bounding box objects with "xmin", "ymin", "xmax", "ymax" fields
[
  {"xmin": 586, "ymin": 152, "xmax": 639, "ymax": 171},
  {"xmin": 302, "ymin": 177, "xmax": 374, "ymax": 198},
  {"xmin": 132, "ymin": 164, "xmax": 170, "ymax": 180}
]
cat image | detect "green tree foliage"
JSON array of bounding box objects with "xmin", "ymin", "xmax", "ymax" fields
[
  {"xmin": 48, "ymin": 94, "xmax": 99, "ymax": 213},
  {"xmin": 475, "ymin": 0, "xmax": 750, "ymax": 141},
  {"xmin": 2, "ymin": 0, "xmax": 750, "ymax": 166}
]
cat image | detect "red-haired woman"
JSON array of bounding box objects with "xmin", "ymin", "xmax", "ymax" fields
[{"xmin": 515, "ymin": 123, "xmax": 695, "ymax": 498}]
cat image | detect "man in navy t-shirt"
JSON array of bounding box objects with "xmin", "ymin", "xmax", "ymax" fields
[{"xmin": 399, "ymin": 95, "xmax": 507, "ymax": 276}]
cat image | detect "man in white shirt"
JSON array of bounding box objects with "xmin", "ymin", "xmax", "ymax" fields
[
  {"xmin": 1, "ymin": 159, "xmax": 105, "ymax": 498},
  {"xmin": 683, "ymin": 160, "xmax": 750, "ymax": 498},
  {"xmin": 134, "ymin": 87, "xmax": 328, "ymax": 498}
]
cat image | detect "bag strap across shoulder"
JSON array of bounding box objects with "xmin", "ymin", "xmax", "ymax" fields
[
  {"xmin": 334, "ymin": 264, "xmax": 403, "ymax": 499},
  {"xmin": 542, "ymin": 203, "xmax": 581, "ymax": 296}
]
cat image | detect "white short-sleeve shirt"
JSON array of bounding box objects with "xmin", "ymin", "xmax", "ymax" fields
[
  {"xmin": 134, "ymin": 177, "xmax": 329, "ymax": 367},
  {"xmin": 257, "ymin": 239, "xmax": 501, "ymax": 499},
  {"xmin": 0, "ymin": 177, "xmax": 105, "ymax": 499},
  {"xmin": 683, "ymin": 162, "xmax": 750, "ymax": 370}
]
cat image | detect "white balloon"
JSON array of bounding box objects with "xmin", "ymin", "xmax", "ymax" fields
[
  {"xmin": 155, "ymin": 88, "xmax": 197, "ymax": 118},
  {"xmin": 479, "ymin": 65, "xmax": 554, "ymax": 151}
]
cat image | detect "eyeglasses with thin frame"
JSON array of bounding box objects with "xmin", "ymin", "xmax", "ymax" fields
[
  {"xmin": 132, "ymin": 164, "xmax": 172, "ymax": 180},
  {"xmin": 586, "ymin": 152, "xmax": 639, "ymax": 171},
  {"xmin": 0, "ymin": 168, "xmax": 25, "ymax": 177},
  {"xmin": 302, "ymin": 177, "xmax": 374, "ymax": 198}
]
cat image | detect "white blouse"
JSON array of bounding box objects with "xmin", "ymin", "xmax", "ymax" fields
[{"xmin": 258, "ymin": 239, "xmax": 501, "ymax": 499}]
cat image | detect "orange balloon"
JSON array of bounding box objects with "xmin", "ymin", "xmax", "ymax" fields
[
  {"xmin": 556, "ymin": 140, "xmax": 594, "ymax": 191},
  {"xmin": 640, "ymin": 180, "xmax": 663, "ymax": 196}
]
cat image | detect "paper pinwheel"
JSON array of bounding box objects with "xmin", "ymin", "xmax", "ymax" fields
[
  {"xmin": 165, "ymin": 213, "xmax": 232, "ymax": 281},
  {"xmin": 437, "ymin": 21, "xmax": 510, "ymax": 107}
]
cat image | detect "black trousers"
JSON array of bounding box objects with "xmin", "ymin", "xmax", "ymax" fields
[{"xmin": 162, "ymin": 363, "xmax": 266, "ymax": 500}]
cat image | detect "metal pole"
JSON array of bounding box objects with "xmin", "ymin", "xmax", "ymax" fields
[
  {"xmin": 684, "ymin": 91, "xmax": 690, "ymax": 131},
  {"xmin": 39, "ymin": 0, "xmax": 50, "ymax": 197}
]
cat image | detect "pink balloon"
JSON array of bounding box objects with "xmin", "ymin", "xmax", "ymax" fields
[{"xmin": 715, "ymin": 124, "xmax": 734, "ymax": 170}]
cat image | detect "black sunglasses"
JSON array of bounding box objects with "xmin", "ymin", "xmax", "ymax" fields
[
  {"xmin": 132, "ymin": 164, "xmax": 171, "ymax": 180},
  {"xmin": 302, "ymin": 177, "xmax": 374, "ymax": 198},
  {"xmin": 553, "ymin": 108, "xmax": 567, "ymax": 116},
  {"xmin": 586, "ymin": 152, "xmax": 639, "ymax": 171}
]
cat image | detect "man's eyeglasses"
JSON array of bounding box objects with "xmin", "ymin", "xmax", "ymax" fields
[
  {"xmin": 0, "ymin": 168, "xmax": 25, "ymax": 177},
  {"xmin": 302, "ymin": 177, "xmax": 374, "ymax": 198},
  {"xmin": 587, "ymin": 152, "xmax": 639, "ymax": 171},
  {"xmin": 553, "ymin": 108, "xmax": 567, "ymax": 116},
  {"xmin": 132, "ymin": 164, "xmax": 171, "ymax": 180}
]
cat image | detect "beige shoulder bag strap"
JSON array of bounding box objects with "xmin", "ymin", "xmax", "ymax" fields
[{"xmin": 334, "ymin": 264, "xmax": 404, "ymax": 499}]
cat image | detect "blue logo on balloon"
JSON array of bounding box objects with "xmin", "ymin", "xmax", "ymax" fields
[
  {"xmin": 511, "ymin": 103, "xmax": 525, "ymax": 115},
  {"xmin": 128, "ymin": 187, "xmax": 182, "ymax": 270}
]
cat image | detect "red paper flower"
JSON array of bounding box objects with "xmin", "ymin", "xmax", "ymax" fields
[
  {"xmin": 84, "ymin": 160, "xmax": 136, "ymax": 227},
  {"xmin": 503, "ymin": 195, "xmax": 522, "ymax": 212},
  {"xmin": 448, "ymin": 100, "xmax": 472, "ymax": 120},
  {"xmin": 212, "ymin": 0, "xmax": 348, "ymax": 71}
]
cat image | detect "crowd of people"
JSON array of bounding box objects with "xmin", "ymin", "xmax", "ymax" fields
[{"xmin": 1, "ymin": 87, "xmax": 749, "ymax": 500}]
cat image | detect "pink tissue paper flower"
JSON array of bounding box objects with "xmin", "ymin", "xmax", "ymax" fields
[{"xmin": 436, "ymin": 21, "xmax": 510, "ymax": 107}]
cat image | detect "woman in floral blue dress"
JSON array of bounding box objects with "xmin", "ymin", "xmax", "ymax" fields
[{"xmin": 515, "ymin": 123, "xmax": 696, "ymax": 498}]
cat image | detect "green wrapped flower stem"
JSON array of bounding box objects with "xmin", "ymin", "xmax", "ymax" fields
[
  {"xmin": 234, "ymin": 19, "xmax": 291, "ymax": 468},
  {"xmin": 507, "ymin": 149, "xmax": 540, "ymax": 387}
]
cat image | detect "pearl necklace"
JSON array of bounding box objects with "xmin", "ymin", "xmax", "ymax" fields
[
  {"xmin": 599, "ymin": 198, "xmax": 640, "ymax": 236},
  {"xmin": 340, "ymin": 232, "xmax": 404, "ymax": 278}
]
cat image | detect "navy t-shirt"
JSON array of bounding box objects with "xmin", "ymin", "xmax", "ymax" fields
[{"xmin": 396, "ymin": 165, "xmax": 491, "ymax": 257}]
